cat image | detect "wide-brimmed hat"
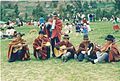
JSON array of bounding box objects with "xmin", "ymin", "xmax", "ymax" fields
[
  {"xmin": 83, "ymin": 35, "xmax": 89, "ymax": 40},
  {"xmin": 105, "ymin": 35, "xmax": 115, "ymax": 42},
  {"xmin": 63, "ymin": 34, "xmax": 70, "ymax": 39}
]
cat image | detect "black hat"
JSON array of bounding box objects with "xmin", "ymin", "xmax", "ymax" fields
[
  {"xmin": 17, "ymin": 32, "xmax": 25, "ymax": 37},
  {"xmin": 83, "ymin": 35, "xmax": 89, "ymax": 40},
  {"xmin": 39, "ymin": 31, "xmax": 45, "ymax": 35},
  {"xmin": 105, "ymin": 35, "xmax": 115, "ymax": 42},
  {"xmin": 53, "ymin": 12, "xmax": 58, "ymax": 17},
  {"xmin": 63, "ymin": 34, "xmax": 70, "ymax": 39}
]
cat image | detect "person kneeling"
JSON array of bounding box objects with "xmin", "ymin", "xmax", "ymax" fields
[
  {"xmin": 33, "ymin": 31, "xmax": 51, "ymax": 60},
  {"xmin": 8, "ymin": 33, "xmax": 30, "ymax": 62},
  {"xmin": 54, "ymin": 34, "xmax": 76, "ymax": 62},
  {"xmin": 90, "ymin": 35, "xmax": 120, "ymax": 64}
]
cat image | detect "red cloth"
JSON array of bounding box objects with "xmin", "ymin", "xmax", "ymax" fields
[
  {"xmin": 50, "ymin": 18, "xmax": 62, "ymax": 40},
  {"xmin": 113, "ymin": 25, "xmax": 120, "ymax": 31},
  {"xmin": 109, "ymin": 44, "xmax": 120, "ymax": 62},
  {"xmin": 82, "ymin": 19, "xmax": 89, "ymax": 25},
  {"xmin": 7, "ymin": 39, "xmax": 30, "ymax": 60},
  {"xmin": 33, "ymin": 36, "xmax": 50, "ymax": 59}
]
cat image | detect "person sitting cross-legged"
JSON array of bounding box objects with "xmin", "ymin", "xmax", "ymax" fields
[
  {"xmin": 8, "ymin": 33, "xmax": 30, "ymax": 62},
  {"xmin": 75, "ymin": 35, "xmax": 97, "ymax": 62},
  {"xmin": 33, "ymin": 31, "xmax": 51, "ymax": 60},
  {"xmin": 89, "ymin": 35, "xmax": 120, "ymax": 64},
  {"xmin": 54, "ymin": 34, "xmax": 76, "ymax": 62}
]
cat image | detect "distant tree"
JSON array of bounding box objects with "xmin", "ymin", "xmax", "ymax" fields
[
  {"xmin": 95, "ymin": 8, "xmax": 102, "ymax": 20},
  {"xmin": 83, "ymin": 1, "xmax": 89, "ymax": 12},
  {"xmin": 8, "ymin": 3, "xmax": 14, "ymax": 9},
  {"xmin": 90, "ymin": 1, "xmax": 97, "ymax": 8},
  {"xmin": 114, "ymin": 0, "xmax": 120, "ymax": 17},
  {"xmin": 72, "ymin": 1, "xmax": 82, "ymax": 12},
  {"xmin": 114, "ymin": 0, "xmax": 120, "ymax": 10},
  {"xmin": 32, "ymin": 4, "xmax": 46, "ymax": 20},
  {"xmin": 14, "ymin": 4, "xmax": 19, "ymax": 18},
  {"xmin": 0, "ymin": 6, "xmax": 6, "ymax": 21},
  {"xmin": 52, "ymin": 1, "xmax": 58, "ymax": 8},
  {"xmin": 25, "ymin": 12, "xmax": 28, "ymax": 20}
]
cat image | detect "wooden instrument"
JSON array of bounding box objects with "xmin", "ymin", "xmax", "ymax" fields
[
  {"xmin": 54, "ymin": 45, "xmax": 67, "ymax": 57},
  {"xmin": 13, "ymin": 43, "xmax": 27, "ymax": 53}
]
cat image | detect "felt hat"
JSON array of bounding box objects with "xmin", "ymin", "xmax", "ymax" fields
[
  {"xmin": 83, "ymin": 35, "xmax": 89, "ymax": 40},
  {"xmin": 105, "ymin": 35, "xmax": 115, "ymax": 42},
  {"xmin": 63, "ymin": 34, "xmax": 70, "ymax": 39}
]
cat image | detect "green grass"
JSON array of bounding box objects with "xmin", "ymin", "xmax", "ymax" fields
[{"xmin": 1, "ymin": 22, "xmax": 120, "ymax": 81}]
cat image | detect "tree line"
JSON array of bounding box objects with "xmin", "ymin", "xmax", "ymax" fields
[{"xmin": 0, "ymin": 0, "xmax": 120, "ymax": 22}]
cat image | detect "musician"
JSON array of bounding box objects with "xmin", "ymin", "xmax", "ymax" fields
[
  {"xmin": 90, "ymin": 35, "xmax": 120, "ymax": 64},
  {"xmin": 33, "ymin": 31, "xmax": 50, "ymax": 60},
  {"xmin": 8, "ymin": 33, "xmax": 30, "ymax": 62},
  {"xmin": 50, "ymin": 12, "xmax": 63, "ymax": 57},
  {"xmin": 75, "ymin": 35, "xmax": 97, "ymax": 61},
  {"xmin": 55, "ymin": 34, "xmax": 76, "ymax": 62}
]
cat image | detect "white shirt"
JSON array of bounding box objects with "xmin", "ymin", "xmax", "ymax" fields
[
  {"xmin": 10, "ymin": 29, "xmax": 16, "ymax": 35},
  {"xmin": 0, "ymin": 31, "xmax": 3, "ymax": 38},
  {"xmin": 5, "ymin": 29, "xmax": 11, "ymax": 36}
]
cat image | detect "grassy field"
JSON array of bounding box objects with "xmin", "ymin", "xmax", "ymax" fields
[{"xmin": 1, "ymin": 21, "xmax": 120, "ymax": 81}]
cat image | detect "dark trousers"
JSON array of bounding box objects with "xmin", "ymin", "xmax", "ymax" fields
[
  {"xmin": 51, "ymin": 37, "xmax": 60, "ymax": 57},
  {"xmin": 35, "ymin": 46, "xmax": 50, "ymax": 60},
  {"xmin": 77, "ymin": 53, "xmax": 85, "ymax": 61},
  {"xmin": 8, "ymin": 49, "xmax": 26, "ymax": 62},
  {"xmin": 46, "ymin": 46, "xmax": 50, "ymax": 59}
]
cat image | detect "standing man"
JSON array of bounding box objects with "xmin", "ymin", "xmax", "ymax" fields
[{"xmin": 50, "ymin": 12, "xmax": 63, "ymax": 57}]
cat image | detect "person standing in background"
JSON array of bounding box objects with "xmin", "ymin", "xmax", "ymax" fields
[{"xmin": 50, "ymin": 12, "xmax": 63, "ymax": 57}]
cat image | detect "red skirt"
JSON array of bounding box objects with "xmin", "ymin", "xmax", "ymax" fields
[{"xmin": 113, "ymin": 25, "xmax": 120, "ymax": 31}]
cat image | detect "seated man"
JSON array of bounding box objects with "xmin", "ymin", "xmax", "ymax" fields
[
  {"xmin": 75, "ymin": 35, "xmax": 97, "ymax": 61},
  {"xmin": 8, "ymin": 33, "xmax": 30, "ymax": 62},
  {"xmin": 33, "ymin": 31, "xmax": 50, "ymax": 60},
  {"xmin": 54, "ymin": 34, "xmax": 76, "ymax": 62},
  {"xmin": 90, "ymin": 35, "xmax": 120, "ymax": 64}
]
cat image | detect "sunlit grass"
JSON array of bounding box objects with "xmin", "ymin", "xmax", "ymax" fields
[{"xmin": 1, "ymin": 21, "xmax": 120, "ymax": 81}]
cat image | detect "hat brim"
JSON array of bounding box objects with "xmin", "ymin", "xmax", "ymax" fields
[
  {"xmin": 63, "ymin": 37, "xmax": 70, "ymax": 39},
  {"xmin": 105, "ymin": 38, "xmax": 114, "ymax": 41}
]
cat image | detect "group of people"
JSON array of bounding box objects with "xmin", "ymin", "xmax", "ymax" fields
[
  {"xmin": 7, "ymin": 12, "xmax": 120, "ymax": 64},
  {"xmin": 0, "ymin": 27, "xmax": 17, "ymax": 39}
]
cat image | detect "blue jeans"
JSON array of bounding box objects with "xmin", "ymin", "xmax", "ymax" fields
[
  {"xmin": 77, "ymin": 53, "xmax": 88, "ymax": 61},
  {"xmin": 96, "ymin": 51, "xmax": 109, "ymax": 62}
]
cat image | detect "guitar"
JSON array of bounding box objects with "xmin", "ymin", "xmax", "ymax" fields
[
  {"xmin": 54, "ymin": 45, "xmax": 67, "ymax": 57},
  {"xmin": 13, "ymin": 43, "xmax": 27, "ymax": 53}
]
